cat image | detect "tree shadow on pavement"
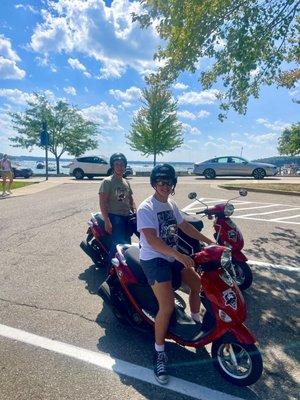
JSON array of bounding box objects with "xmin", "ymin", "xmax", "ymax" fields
[
  {"xmin": 246, "ymin": 226, "xmax": 300, "ymax": 267},
  {"xmin": 242, "ymin": 262, "xmax": 299, "ymax": 400}
]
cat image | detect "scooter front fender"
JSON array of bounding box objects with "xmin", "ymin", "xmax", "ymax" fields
[
  {"xmin": 229, "ymin": 324, "xmax": 256, "ymax": 345},
  {"xmin": 232, "ymin": 251, "xmax": 248, "ymax": 263}
]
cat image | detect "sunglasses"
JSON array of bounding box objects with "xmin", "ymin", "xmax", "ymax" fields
[{"xmin": 156, "ymin": 180, "xmax": 173, "ymax": 188}]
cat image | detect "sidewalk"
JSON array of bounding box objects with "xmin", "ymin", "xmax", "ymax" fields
[{"xmin": 0, "ymin": 177, "xmax": 73, "ymax": 199}]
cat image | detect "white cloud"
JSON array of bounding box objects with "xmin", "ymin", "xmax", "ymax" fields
[
  {"xmin": 15, "ymin": 4, "xmax": 39, "ymax": 14},
  {"xmin": 68, "ymin": 57, "xmax": 91, "ymax": 77},
  {"xmin": 173, "ymin": 82, "xmax": 188, "ymax": 90},
  {"xmin": 187, "ymin": 139, "xmax": 199, "ymax": 144},
  {"xmin": 35, "ymin": 55, "xmax": 57, "ymax": 72},
  {"xmin": 0, "ymin": 89, "xmax": 34, "ymax": 105},
  {"xmin": 0, "ymin": 35, "xmax": 26, "ymax": 80},
  {"xmin": 109, "ymin": 86, "xmax": 142, "ymax": 102},
  {"xmin": 178, "ymin": 89, "xmax": 219, "ymax": 105},
  {"xmin": 256, "ymin": 118, "xmax": 291, "ymax": 132},
  {"xmin": 30, "ymin": 0, "xmax": 160, "ymax": 79},
  {"xmin": 181, "ymin": 123, "xmax": 201, "ymax": 135},
  {"xmin": 81, "ymin": 102, "xmax": 123, "ymax": 132},
  {"xmin": 63, "ymin": 86, "xmax": 77, "ymax": 96},
  {"xmin": 178, "ymin": 110, "xmax": 210, "ymax": 120},
  {"xmin": 247, "ymin": 132, "xmax": 278, "ymax": 144}
]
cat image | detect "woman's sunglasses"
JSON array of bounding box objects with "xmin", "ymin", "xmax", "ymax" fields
[{"xmin": 156, "ymin": 180, "xmax": 173, "ymax": 188}]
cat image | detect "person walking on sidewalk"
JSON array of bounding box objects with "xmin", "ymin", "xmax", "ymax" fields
[{"xmin": 0, "ymin": 154, "xmax": 14, "ymax": 196}]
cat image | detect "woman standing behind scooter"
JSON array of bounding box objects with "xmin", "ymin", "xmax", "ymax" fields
[{"xmin": 137, "ymin": 164, "xmax": 213, "ymax": 385}]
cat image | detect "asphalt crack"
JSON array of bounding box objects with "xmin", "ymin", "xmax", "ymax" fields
[{"xmin": 0, "ymin": 297, "xmax": 96, "ymax": 323}]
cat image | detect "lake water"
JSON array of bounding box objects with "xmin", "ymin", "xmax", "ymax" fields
[{"xmin": 13, "ymin": 160, "xmax": 194, "ymax": 175}]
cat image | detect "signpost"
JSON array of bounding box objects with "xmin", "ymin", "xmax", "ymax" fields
[{"xmin": 40, "ymin": 121, "xmax": 49, "ymax": 181}]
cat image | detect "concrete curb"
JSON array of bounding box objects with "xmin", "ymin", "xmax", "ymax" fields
[{"xmin": 218, "ymin": 185, "xmax": 300, "ymax": 196}]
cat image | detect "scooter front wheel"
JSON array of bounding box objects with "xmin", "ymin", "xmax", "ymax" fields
[
  {"xmin": 211, "ymin": 339, "xmax": 263, "ymax": 386},
  {"xmin": 232, "ymin": 261, "xmax": 253, "ymax": 291}
]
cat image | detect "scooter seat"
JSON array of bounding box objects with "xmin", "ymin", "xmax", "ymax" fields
[{"xmin": 124, "ymin": 245, "xmax": 148, "ymax": 285}]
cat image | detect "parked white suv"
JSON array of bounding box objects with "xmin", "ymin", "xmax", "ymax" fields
[{"xmin": 69, "ymin": 156, "xmax": 133, "ymax": 179}]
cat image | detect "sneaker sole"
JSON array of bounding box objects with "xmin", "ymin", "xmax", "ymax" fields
[{"xmin": 154, "ymin": 374, "xmax": 169, "ymax": 385}]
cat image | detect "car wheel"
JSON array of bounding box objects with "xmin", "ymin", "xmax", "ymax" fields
[
  {"xmin": 203, "ymin": 168, "xmax": 216, "ymax": 179},
  {"xmin": 252, "ymin": 168, "xmax": 266, "ymax": 180},
  {"xmin": 73, "ymin": 169, "xmax": 85, "ymax": 180}
]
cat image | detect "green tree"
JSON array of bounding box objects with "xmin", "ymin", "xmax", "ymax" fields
[
  {"xmin": 133, "ymin": 1, "xmax": 300, "ymax": 120},
  {"xmin": 127, "ymin": 84, "xmax": 183, "ymax": 165},
  {"xmin": 9, "ymin": 93, "xmax": 98, "ymax": 173},
  {"xmin": 278, "ymin": 122, "xmax": 300, "ymax": 155}
]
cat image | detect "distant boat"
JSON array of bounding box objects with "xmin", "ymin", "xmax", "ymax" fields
[{"xmin": 36, "ymin": 161, "xmax": 45, "ymax": 169}]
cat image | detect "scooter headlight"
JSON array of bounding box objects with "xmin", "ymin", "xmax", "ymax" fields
[
  {"xmin": 221, "ymin": 248, "xmax": 231, "ymax": 267},
  {"xmin": 224, "ymin": 203, "xmax": 234, "ymax": 216}
]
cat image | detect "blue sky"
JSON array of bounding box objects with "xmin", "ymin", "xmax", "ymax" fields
[{"xmin": 0, "ymin": 0, "xmax": 299, "ymax": 162}]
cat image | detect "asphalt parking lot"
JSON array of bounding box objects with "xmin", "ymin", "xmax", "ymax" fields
[{"xmin": 0, "ymin": 176, "xmax": 299, "ymax": 400}]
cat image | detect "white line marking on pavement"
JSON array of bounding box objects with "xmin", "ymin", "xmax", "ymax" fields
[
  {"xmin": 0, "ymin": 324, "xmax": 243, "ymax": 400},
  {"xmin": 233, "ymin": 204, "xmax": 280, "ymax": 211},
  {"xmin": 238, "ymin": 207, "xmax": 300, "ymax": 217},
  {"xmin": 270, "ymin": 214, "xmax": 300, "ymax": 222},
  {"xmin": 233, "ymin": 216, "xmax": 300, "ymax": 225},
  {"xmin": 248, "ymin": 260, "xmax": 299, "ymax": 272}
]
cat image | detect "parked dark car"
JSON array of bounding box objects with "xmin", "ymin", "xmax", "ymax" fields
[{"xmin": 12, "ymin": 166, "xmax": 33, "ymax": 179}]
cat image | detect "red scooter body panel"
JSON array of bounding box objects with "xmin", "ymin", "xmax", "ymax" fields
[
  {"xmin": 214, "ymin": 216, "xmax": 244, "ymax": 251},
  {"xmin": 200, "ymin": 269, "xmax": 247, "ymax": 324}
]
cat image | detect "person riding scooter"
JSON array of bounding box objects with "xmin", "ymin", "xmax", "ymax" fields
[
  {"xmin": 99, "ymin": 153, "xmax": 136, "ymax": 262},
  {"xmin": 137, "ymin": 164, "xmax": 213, "ymax": 385}
]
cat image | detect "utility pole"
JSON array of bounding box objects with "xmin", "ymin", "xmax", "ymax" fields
[{"xmin": 240, "ymin": 146, "xmax": 244, "ymax": 157}]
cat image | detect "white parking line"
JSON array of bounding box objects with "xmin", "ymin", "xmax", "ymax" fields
[
  {"xmin": 238, "ymin": 207, "xmax": 300, "ymax": 217},
  {"xmin": 0, "ymin": 324, "xmax": 242, "ymax": 400},
  {"xmin": 270, "ymin": 214, "xmax": 300, "ymax": 222},
  {"xmin": 248, "ymin": 260, "xmax": 299, "ymax": 272},
  {"xmin": 233, "ymin": 216, "xmax": 300, "ymax": 225},
  {"xmin": 233, "ymin": 204, "xmax": 279, "ymax": 211}
]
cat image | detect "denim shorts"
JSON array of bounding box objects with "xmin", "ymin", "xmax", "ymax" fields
[{"xmin": 140, "ymin": 257, "xmax": 183, "ymax": 288}]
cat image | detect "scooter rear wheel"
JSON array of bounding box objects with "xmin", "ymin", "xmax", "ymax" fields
[
  {"xmin": 232, "ymin": 261, "xmax": 253, "ymax": 291},
  {"xmin": 211, "ymin": 339, "xmax": 263, "ymax": 386}
]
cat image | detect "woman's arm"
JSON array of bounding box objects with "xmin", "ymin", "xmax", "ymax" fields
[
  {"xmin": 178, "ymin": 220, "xmax": 214, "ymax": 245},
  {"xmin": 99, "ymin": 192, "xmax": 112, "ymax": 233}
]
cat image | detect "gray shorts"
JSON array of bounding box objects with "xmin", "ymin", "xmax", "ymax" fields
[{"xmin": 140, "ymin": 257, "xmax": 183, "ymax": 288}]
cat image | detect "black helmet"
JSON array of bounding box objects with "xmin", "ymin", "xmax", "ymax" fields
[
  {"xmin": 150, "ymin": 164, "xmax": 177, "ymax": 188},
  {"xmin": 110, "ymin": 153, "xmax": 127, "ymax": 168}
]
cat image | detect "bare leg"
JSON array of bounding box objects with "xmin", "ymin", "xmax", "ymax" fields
[
  {"xmin": 151, "ymin": 281, "xmax": 174, "ymax": 345},
  {"xmin": 7, "ymin": 175, "xmax": 13, "ymax": 192},
  {"xmin": 2, "ymin": 177, "xmax": 7, "ymax": 194},
  {"xmin": 181, "ymin": 268, "xmax": 201, "ymax": 314}
]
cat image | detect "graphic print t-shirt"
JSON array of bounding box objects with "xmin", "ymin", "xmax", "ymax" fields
[
  {"xmin": 99, "ymin": 175, "xmax": 132, "ymax": 216},
  {"xmin": 137, "ymin": 196, "xmax": 183, "ymax": 261}
]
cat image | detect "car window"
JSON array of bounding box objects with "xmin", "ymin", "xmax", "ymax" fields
[
  {"xmin": 217, "ymin": 157, "xmax": 228, "ymax": 164},
  {"xmin": 208, "ymin": 158, "xmax": 217, "ymax": 163},
  {"xmin": 98, "ymin": 158, "xmax": 108, "ymax": 164},
  {"xmin": 77, "ymin": 157, "xmax": 94, "ymax": 163},
  {"xmin": 231, "ymin": 157, "xmax": 246, "ymax": 164}
]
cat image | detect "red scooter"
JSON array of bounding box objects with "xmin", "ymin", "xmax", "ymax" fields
[
  {"xmin": 80, "ymin": 211, "xmax": 204, "ymax": 268},
  {"xmin": 188, "ymin": 190, "xmax": 253, "ymax": 290},
  {"xmin": 97, "ymin": 239, "xmax": 263, "ymax": 386}
]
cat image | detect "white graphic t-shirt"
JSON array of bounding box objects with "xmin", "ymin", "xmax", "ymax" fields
[{"xmin": 137, "ymin": 195, "xmax": 183, "ymax": 261}]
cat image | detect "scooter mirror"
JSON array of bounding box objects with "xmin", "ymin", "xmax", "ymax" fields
[
  {"xmin": 188, "ymin": 192, "xmax": 197, "ymax": 199},
  {"xmin": 239, "ymin": 189, "xmax": 248, "ymax": 197}
]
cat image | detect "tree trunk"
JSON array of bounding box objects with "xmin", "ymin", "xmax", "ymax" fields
[
  {"xmin": 153, "ymin": 152, "xmax": 157, "ymax": 166},
  {"xmin": 55, "ymin": 156, "xmax": 60, "ymax": 174}
]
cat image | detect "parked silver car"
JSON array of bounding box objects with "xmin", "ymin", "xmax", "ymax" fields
[{"xmin": 193, "ymin": 156, "xmax": 278, "ymax": 179}]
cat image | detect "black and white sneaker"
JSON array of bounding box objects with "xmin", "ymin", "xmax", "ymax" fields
[{"xmin": 154, "ymin": 351, "xmax": 169, "ymax": 384}]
